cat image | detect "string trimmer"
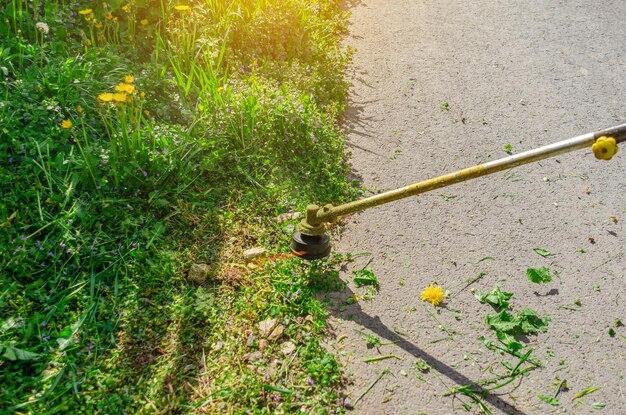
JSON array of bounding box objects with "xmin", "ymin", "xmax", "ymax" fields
[{"xmin": 291, "ymin": 124, "xmax": 626, "ymax": 260}]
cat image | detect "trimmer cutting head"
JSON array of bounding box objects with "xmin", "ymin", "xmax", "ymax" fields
[{"xmin": 290, "ymin": 231, "xmax": 331, "ymax": 260}]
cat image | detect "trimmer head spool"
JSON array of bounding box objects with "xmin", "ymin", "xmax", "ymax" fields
[{"xmin": 290, "ymin": 231, "xmax": 331, "ymax": 260}]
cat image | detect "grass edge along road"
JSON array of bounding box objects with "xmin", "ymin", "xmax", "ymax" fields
[{"xmin": 1, "ymin": 0, "xmax": 359, "ymax": 413}]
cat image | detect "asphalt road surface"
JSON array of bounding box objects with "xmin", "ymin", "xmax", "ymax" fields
[{"xmin": 329, "ymin": 1, "xmax": 626, "ymax": 414}]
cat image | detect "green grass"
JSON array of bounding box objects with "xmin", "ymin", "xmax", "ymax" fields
[{"xmin": 0, "ymin": 0, "xmax": 357, "ymax": 413}]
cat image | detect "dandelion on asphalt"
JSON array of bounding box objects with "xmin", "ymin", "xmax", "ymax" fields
[{"xmin": 421, "ymin": 284, "xmax": 444, "ymax": 306}]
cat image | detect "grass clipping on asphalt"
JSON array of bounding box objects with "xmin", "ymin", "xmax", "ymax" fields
[{"xmin": 0, "ymin": 0, "xmax": 357, "ymax": 413}]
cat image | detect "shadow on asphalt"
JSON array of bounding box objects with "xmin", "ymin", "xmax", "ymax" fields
[{"xmin": 313, "ymin": 266, "xmax": 530, "ymax": 415}]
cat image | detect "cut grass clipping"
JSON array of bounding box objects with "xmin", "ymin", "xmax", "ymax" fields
[
  {"xmin": 475, "ymin": 285, "xmax": 513, "ymax": 309},
  {"xmin": 527, "ymin": 267, "xmax": 552, "ymax": 284},
  {"xmin": 353, "ymin": 268, "xmax": 379, "ymax": 287},
  {"xmin": 448, "ymin": 276, "xmax": 550, "ymax": 414}
]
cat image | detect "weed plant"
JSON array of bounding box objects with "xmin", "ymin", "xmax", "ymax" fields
[{"xmin": 1, "ymin": 0, "xmax": 356, "ymax": 412}]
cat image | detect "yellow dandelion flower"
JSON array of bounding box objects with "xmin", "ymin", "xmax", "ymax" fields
[
  {"xmin": 123, "ymin": 75, "xmax": 134, "ymax": 84},
  {"xmin": 115, "ymin": 83, "xmax": 135, "ymax": 94},
  {"xmin": 421, "ymin": 284, "xmax": 444, "ymax": 306},
  {"xmin": 112, "ymin": 93, "xmax": 128, "ymax": 103},
  {"xmin": 79, "ymin": 9, "xmax": 93, "ymax": 15},
  {"xmin": 140, "ymin": 19, "xmax": 148, "ymax": 25},
  {"xmin": 139, "ymin": 92, "xmax": 145, "ymax": 99},
  {"xmin": 105, "ymin": 12, "xmax": 113, "ymax": 20},
  {"xmin": 76, "ymin": 105, "xmax": 83, "ymax": 113},
  {"xmin": 143, "ymin": 109, "xmax": 150, "ymax": 117},
  {"xmin": 122, "ymin": 4, "xmax": 131, "ymax": 13},
  {"xmin": 174, "ymin": 5, "xmax": 190, "ymax": 11},
  {"xmin": 61, "ymin": 120, "xmax": 73, "ymax": 129},
  {"xmin": 97, "ymin": 92, "xmax": 114, "ymax": 102},
  {"xmin": 113, "ymin": 16, "xmax": 118, "ymax": 23}
]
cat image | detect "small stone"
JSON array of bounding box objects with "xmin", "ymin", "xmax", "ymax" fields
[
  {"xmin": 246, "ymin": 332, "xmax": 255, "ymax": 347},
  {"xmin": 343, "ymin": 397, "xmax": 354, "ymax": 410},
  {"xmin": 258, "ymin": 339, "xmax": 268, "ymax": 351},
  {"xmin": 258, "ymin": 318, "xmax": 278, "ymax": 337},
  {"xmin": 275, "ymin": 211, "xmax": 302, "ymax": 223},
  {"xmin": 257, "ymin": 318, "xmax": 285, "ymax": 342},
  {"xmin": 244, "ymin": 247, "xmax": 267, "ymax": 261},
  {"xmin": 187, "ymin": 263, "xmax": 210, "ymax": 285},
  {"xmin": 281, "ymin": 341, "xmax": 296, "ymax": 355},
  {"xmin": 244, "ymin": 351, "xmax": 263, "ymax": 362},
  {"xmin": 268, "ymin": 324, "xmax": 284, "ymax": 342},
  {"xmin": 213, "ymin": 341, "xmax": 223, "ymax": 351}
]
